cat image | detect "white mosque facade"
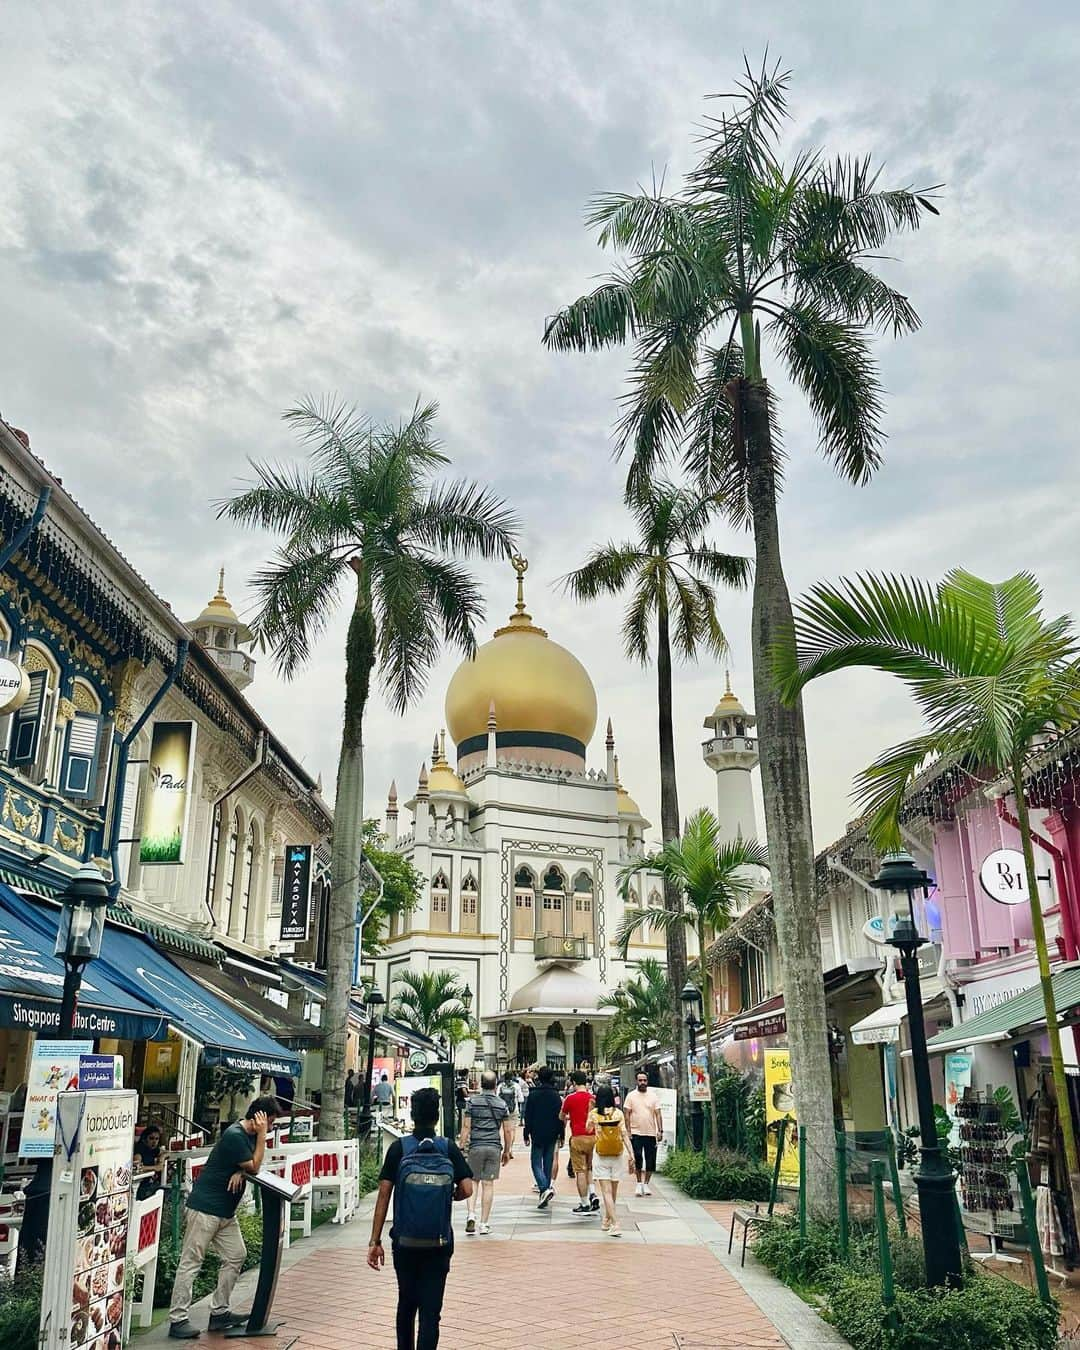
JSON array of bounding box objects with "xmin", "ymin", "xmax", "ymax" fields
[{"xmin": 373, "ymin": 560, "xmax": 762, "ymax": 1072}]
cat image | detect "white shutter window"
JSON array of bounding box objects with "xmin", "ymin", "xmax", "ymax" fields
[
  {"xmin": 9, "ymin": 671, "xmax": 46, "ymax": 766},
  {"xmin": 60, "ymin": 713, "xmax": 103, "ymax": 800},
  {"xmin": 270, "ymin": 855, "xmax": 285, "ymax": 915},
  {"xmin": 116, "ymin": 760, "xmax": 143, "ymax": 886}
]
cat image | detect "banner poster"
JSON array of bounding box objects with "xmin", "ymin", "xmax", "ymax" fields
[
  {"xmin": 945, "ymin": 1052, "xmax": 973, "ymax": 1116},
  {"xmin": 279, "ymin": 844, "xmax": 313, "ymax": 942},
  {"xmin": 396, "ymin": 1075, "xmax": 441, "ymax": 1129},
  {"xmin": 654, "ymin": 1086, "xmax": 677, "ymax": 1166},
  {"xmin": 140, "ymin": 721, "xmax": 196, "ymax": 864},
  {"xmin": 370, "ymin": 1055, "xmax": 395, "ymax": 1094},
  {"xmin": 688, "ymin": 1047, "xmax": 712, "ymax": 1102},
  {"xmin": 40, "ymin": 1089, "xmax": 139, "ymax": 1350},
  {"xmin": 764, "ymin": 1048, "xmax": 800, "ymax": 1184},
  {"xmin": 20, "ymin": 1040, "xmax": 92, "ymax": 1158}
]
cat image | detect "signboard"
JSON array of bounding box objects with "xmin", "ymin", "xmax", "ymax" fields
[
  {"xmin": 863, "ymin": 914, "xmax": 899, "ymax": 945},
  {"xmin": 40, "ymin": 1089, "xmax": 138, "ymax": 1350},
  {"xmin": 408, "ymin": 1049, "xmax": 430, "ymax": 1073},
  {"xmin": 979, "ymin": 848, "xmax": 1049, "ymax": 907},
  {"xmin": 0, "ymin": 657, "xmax": 29, "ymax": 714},
  {"xmin": 20, "ymin": 1040, "xmax": 92, "ymax": 1158},
  {"xmin": 78, "ymin": 1055, "xmax": 123, "ymax": 1091},
  {"xmin": 764, "ymin": 1048, "xmax": 799, "ymax": 1185},
  {"xmin": 396, "ymin": 1075, "xmax": 440, "ymax": 1129},
  {"xmin": 688, "ymin": 1047, "xmax": 711, "ymax": 1102},
  {"xmin": 964, "ymin": 969, "xmax": 1035, "ymax": 1019},
  {"xmin": 734, "ymin": 1007, "xmax": 786, "ymax": 1041},
  {"xmin": 140, "ymin": 721, "xmax": 196, "ymax": 864},
  {"xmin": 945, "ymin": 1052, "xmax": 973, "ymax": 1116},
  {"xmin": 279, "ymin": 845, "xmax": 313, "ymax": 942},
  {"xmin": 654, "ymin": 1086, "xmax": 677, "ymax": 1166}
]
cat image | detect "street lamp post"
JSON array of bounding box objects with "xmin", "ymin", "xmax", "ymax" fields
[
  {"xmin": 358, "ymin": 986, "xmax": 385, "ymax": 1143},
  {"xmin": 872, "ymin": 850, "xmax": 963, "ymax": 1288},
  {"xmin": 19, "ymin": 862, "xmax": 110, "ymax": 1260},
  {"xmin": 680, "ymin": 979, "xmax": 705, "ymax": 1152}
]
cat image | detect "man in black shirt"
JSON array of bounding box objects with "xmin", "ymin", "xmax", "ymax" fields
[
  {"xmin": 169, "ymin": 1095, "xmax": 279, "ymax": 1339},
  {"xmin": 522, "ymin": 1065, "xmax": 563, "ymax": 1208},
  {"xmin": 369, "ymin": 1087, "xmax": 472, "ymax": 1350}
]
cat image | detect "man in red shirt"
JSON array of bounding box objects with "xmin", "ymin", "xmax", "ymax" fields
[{"xmin": 560, "ymin": 1071, "xmax": 598, "ymax": 1215}]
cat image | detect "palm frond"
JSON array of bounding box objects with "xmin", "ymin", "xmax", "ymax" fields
[
  {"xmin": 562, "ymin": 544, "xmax": 644, "ymax": 602},
  {"xmin": 543, "ymin": 275, "xmax": 645, "ymax": 352},
  {"xmin": 247, "ymin": 546, "xmax": 350, "ymax": 679},
  {"xmin": 406, "ymin": 479, "xmax": 520, "ymax": 560}
]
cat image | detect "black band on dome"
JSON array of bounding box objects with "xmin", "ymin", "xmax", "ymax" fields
[{"xmin": 457, "ymin": 730, "xmax": 586, "ymax": 759}]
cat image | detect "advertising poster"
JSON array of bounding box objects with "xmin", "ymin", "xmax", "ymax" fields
[
  {"xmin": 279, "ymin": 844, "xmax": 313, "ymax": 942},
  {"xmin": 764, "ymin": 1048, "xmax": 800, "ymax": 1185},
  {"xmin": 20, "ymin": 1040, "xmax": 92, "ymax": 1158},
  {"xmin": 688, "ymin": 1047, "xmax": 712, "ymax": 1102},
  {"xmin": 945, "ymin": 1052, "xmax": 973, "ymax": 1116},
  {"xmin": 140, "ymin": 721, "xmax": 196, "ymax": 864},
  {"xmin": 40, "ymin": 1089, "xmax": 138, "ymax": 1350},
  {"xmin": 654, "ymin": 1086, "xmax": 677, "ymax": 1166},
  {"xmin": 396, "ymin": 1075, "xmax": 440, "ymax": 1129}
]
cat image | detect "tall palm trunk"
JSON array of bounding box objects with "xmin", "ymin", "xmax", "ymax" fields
[
  {"xmin": 735, "ymin": 325, "xmax": 836, "ymax": 1210},
  {"xmin": 1013, "ymin": 760, "xmax": 1080, "ymax": 1209},
  {"xmin": 319, "ymin": 566, "xmax": 376, "ymax": 1141},
  {"xmin": 698, "ymin": 918, "xmax": 717, "ymax": 1150},
  {"xmin": 656, "ymin": 593, "xmax": 691, "ymax": 1137}
]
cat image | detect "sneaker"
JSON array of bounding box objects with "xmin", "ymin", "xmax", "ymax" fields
[
  {"xmin": 465, "ymin": 1215, "xmax": 477, "ymax": 1234},
  {"xmin": 538, "ymin": 1187, "xmax": 555, "ymax": 1209},
  {"xmin": 208, "ymin": 1312, "xmax": 249, "ymax": 1332},
  {"xmin": 571, "ymin": 1203, "xmax": 592, "ymax": 1214},
  {"xmin": 168, "ymin": 1325, "xmax": 200, "ymax": 1341},
  {"xmin": 609, "ymin": 1225, "xmax": 622, "ymax": 1237},
  {"xmin": 643, "ymin": 1184, "xmax": 652, "ymax": 1196},
  {"xmin": 590, "ymin": 1194, "xmax": 601, "ymax": 1211},
  {"xmin": 635, "ymin": 1182, "xmax": 644, "ymax": 1196},
  {"xmin": 479, "ymin": 1222, "xmax": 491, "ymax": 1235}
]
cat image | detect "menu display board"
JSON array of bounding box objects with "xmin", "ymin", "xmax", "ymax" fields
[{"xmin": 40, "ymin": 1090, "xmax": 138, "ymax": 1350}]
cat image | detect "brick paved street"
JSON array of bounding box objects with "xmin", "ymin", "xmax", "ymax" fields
[{"xmin": 143, "ymin": 1149, "xmax": 848, "ymax": 1349}]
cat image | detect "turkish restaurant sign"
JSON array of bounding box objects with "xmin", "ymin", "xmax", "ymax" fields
[
  {"xmin": 279, "ymin": 844, "xmax": 312, "ymax": 942},
  {"xmin": 140, "ymin": 722, "xmax": 196, "ymax": 865}
]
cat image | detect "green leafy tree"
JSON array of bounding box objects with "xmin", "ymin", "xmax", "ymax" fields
[
  {"xmin": 544, "ymin": 58, "xmax": 937, "ymax": 1204},
  {"xmin": 390, "ymin": 969, "xmax": 475, "ymax": 1046},
  {"xmin": 358, "ymin": 819, "xmax": 423, "ymax": 956},
  {"xmin": 616, "ymin": 808, "xmax": 768, "ymax": 1147},
  {"xmin": 219, "ymin": 398, "xmax": 516, "ymax": 1139},
  {"xmin": 776, "ymin": 568, "xmax": 1080, "ymax": 1185},
  {"xmin": 598, "ymin": 957, "xmax": 674, "ymax": 1060},
  {"xmin": 564, "ymin": 480, "xmax": 748, "ymax": 1126}
]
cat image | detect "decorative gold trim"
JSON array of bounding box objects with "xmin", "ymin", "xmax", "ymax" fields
[
  {"xmin": 72, "ymin": 681, "xmax": 100, "ymax": 714},
  {"xmin": 3, "ymin": 789, "xmax": 43, "ymax": 837},
  {"xmin": 57, "ymin": 697, "xmax": 77, "ymax": 721},
  {"xmin": 54, "ymin": 817, "xmax": 86, "ymax": 855}
]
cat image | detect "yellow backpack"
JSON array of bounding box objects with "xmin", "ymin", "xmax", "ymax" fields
[{"xmin": 594, "ymin": 1109, "xmax": 623, "ymax": 1157}]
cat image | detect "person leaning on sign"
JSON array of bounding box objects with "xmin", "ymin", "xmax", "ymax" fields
[{"xmin": 168, "ymin": 1096, "xmax": 280, "ymax": 1340}]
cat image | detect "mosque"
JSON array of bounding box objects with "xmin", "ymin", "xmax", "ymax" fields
[{"xmin": 373, "ymin": 557, "xmax": 762, "ymax": 1072}]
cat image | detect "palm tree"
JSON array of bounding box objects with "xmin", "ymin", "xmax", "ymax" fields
[
  {"xmin": 599, "ymin": 957, "xmax": 674, "ymax": 1061},
  {"xmin": 390, "ymin": 969, "xmax": 475, "ymax": 1045},
  {"xmin": 775, "ymin": 569, "xmax": 1080, "ymax": 1188},
  {"xmin": 544, "ymin": 58, "xmax": 938, "ymax": 1203},
  {"xmin": 219, "ymin": 398, "xmax": 517, "ymax": 1138},
  {"xmin": 563, "ymin": 481, "xmax": 749, "ymax": 1126},
  {"xmin": 616, "ymin": 808, "xmax": 768, "ymax": 1148}
]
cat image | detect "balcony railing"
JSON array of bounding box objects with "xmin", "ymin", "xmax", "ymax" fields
[
  {"xmin": 0, "ymin": 762, "xmax": 104, "ymax": 867},
  {"xmin": 533, "ymin": 933, "xmax": 589, "ymax": 961}
]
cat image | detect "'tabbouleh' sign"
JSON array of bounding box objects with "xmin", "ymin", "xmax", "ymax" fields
[{"xmin": 279, "ymin": 845, "xmax": 312, "ymax": 942}]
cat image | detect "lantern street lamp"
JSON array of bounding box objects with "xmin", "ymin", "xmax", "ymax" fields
[
  {"xmin": 20, "ymin": 862, "xmax": 110, "ymax": 1261},
  {"xmin": 358, "ymin": 985, "xmax": 386, "ymax": 1143},
  {"xmin": 680, "ymin": 979, "xmax": 705, "ymax": 1151},
  {"xmin": 872, "ymin": 850, "xmax": 963, "ymax": 1288}
]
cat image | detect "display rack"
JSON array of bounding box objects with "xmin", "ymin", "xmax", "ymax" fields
[{"xmin": 955, "ymin": 1092, "xmax": 1021, "ymax": 1265}]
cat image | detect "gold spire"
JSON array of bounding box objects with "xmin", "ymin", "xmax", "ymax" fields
[
  {"xmin": 427, "ymin": 730, "xmax": 466, "ymax": 794},
  {"xmin": 494, "ymin": 554, "xmax": 548, "ymax": 637}
]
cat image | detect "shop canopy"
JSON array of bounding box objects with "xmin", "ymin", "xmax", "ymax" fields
[
  {"xmin": 924, "ymin": 966, "xmax": 1080, "ymax": 1057},
  {"xmin": 849, "ymin": 993, "xmax": 948, "ymax": 1046},
  {"xmin": 0, "ymin": 882, "xmax": 165, "ymax": 1042},
  {"xmin": 176, "ymin": 957, "xmax": 321, "ymax": 1052}
]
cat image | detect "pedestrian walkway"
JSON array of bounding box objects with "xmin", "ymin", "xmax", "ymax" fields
[{"xmin": 141, "ymin": 1149, "xmax": 848, "ymax": 1349}]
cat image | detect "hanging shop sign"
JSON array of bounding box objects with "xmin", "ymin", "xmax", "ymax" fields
[
  {"xmin": 979, "ymin": 848, "xmax": 1050, "ymax": 906},
  {"xmin": 688, "ymin": 1047, "xmax": 712, "ymax": 1102},
  {"xmin": 139, "ymin": 721, "xmax": 197, "ymax": 865},
  {"xmin": 20, "ymin": 1040, "xmax": 93, "ymax": 1158},
  {"xmin": 279, "ymin": 844, "xmax": 312, "ymax": 942},
  {"xmin": 764, "ymin": 1048, "xmax": 800, "ymax": 1185},
  {"xmin": 39, "ymin": 1089, "xmax": 138, "ymax": 1350},
  {"xmin": 78, "ymin": 1054, "xmax": 123, "ymax": 1092},
  {"xmin": 863, "ymin": 914, "xmax": 900, "ymax": 945},
  {"xmin": 0, "ymin": 657, "xmax": 29, "ymax": 714}
]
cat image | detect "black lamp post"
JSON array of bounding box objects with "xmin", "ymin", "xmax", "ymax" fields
[
  {"xmin": 680, "ymin": 979, "xmax": 705, "ymax": 1152},
  {"xmin": 358, "ymin": 985, "xmax": 385, "ymax": 1142},
  {"xmin": 872, "ymin": 850, "xmax": 963, "ymax": 1288},
  {"xmin": 20, "ymin": 862, "xmax": 110, "ymax": 1260}
]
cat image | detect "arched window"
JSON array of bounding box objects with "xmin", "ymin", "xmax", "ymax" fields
[
  {"xmin": 223, "ymin": 809, "xmax": 241, "ymax": 931},
  {"xmin": 206, "ymin": 809, "xmax": 221, "ymax": 909},
  {"xmin": 573, "ymin": 1023, "xmax": 594, "ymax": 1068},
  {"xmin": 540, "ymin": 865, "xmax": 566, "ymax": 937},
  {"xmin": 571, "ymin": 870, "xmax": 594, "ymax": 945},
  {"xmin": 546, "ymin": 1021, "xmax": 566, "ymax": 1069},
  {"xmin": 513, "ymin": 865, "xmax": 536, "ymax": 940},
  {"xmin": 647, "ymin": 889, "xmax": 664, "ymax": 944},
  {"xmin": 515, "ymin": 1025, "xmax": 537, "ymax": 1068},
  {"xmin": 239, "ymin": 818, "xmax": 258, "ymax": 942},
  {"xmin": 460, "ymin": 871, "xmax": 479, "ymax": 933},
  {"xmin": 431, "ymin": 868, "xmax": 450, "ymax": 931},
  {"xmin": 12, "ymin": 642, "xmax": 60, "ymax": 784},
  {"xmin": 59, "ymin": 678, "xmax": 106, "ymax": 803}
]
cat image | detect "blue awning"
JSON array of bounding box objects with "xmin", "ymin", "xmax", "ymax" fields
[{"xmin": 0, "ymin": 883, "xmax": 166, "ymax": 1042}]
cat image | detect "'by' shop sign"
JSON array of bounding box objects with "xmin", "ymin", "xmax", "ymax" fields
[{"xmin": 279, "ymin": 845, "xmax": 312, "ymax": 942}]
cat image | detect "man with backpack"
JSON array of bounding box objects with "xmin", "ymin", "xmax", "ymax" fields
[
  {"xmin": 522, "ymin": 1064, "xmax": 563, "ymax": 1208},
  {"xmin": 368, "ymin": 1087, "xmax": 473, "ymax": 1350},
  {"xmin": 459, "ymin": 1070, "xmax": 513, "ymax": 1235}
]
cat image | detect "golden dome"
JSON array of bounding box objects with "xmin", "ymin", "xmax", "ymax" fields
[
  {"xmin": 705, "ymin": 670, "xmax": 751, "ymax": 724},
  {"xmin": 445, "ymin": 558, "xmax": 597, "ymax": 761},
  {"xmin": 613, "ymin": 755, "xmax": 643, "ymax": 817},
  {"xmin": 427, "ymin": 732, "xmax": 467, "ymax": 795},
  {"xmin": 193, "ymin": 569, "xmax": 252, "ymax": 642}
]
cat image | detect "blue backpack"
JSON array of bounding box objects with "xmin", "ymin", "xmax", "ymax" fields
[{"xmin": 394, "ymin": 1136, "xmax": 455, "ymax": 1248}]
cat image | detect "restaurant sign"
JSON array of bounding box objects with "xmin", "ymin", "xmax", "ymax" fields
[
  {"xmin": 734, "ymin": 1007, "xmax": 787, "ymax": 1041},
  {"xmin": 279, "ymin": 844, "xmax": 312, "ymax": 942},
  {"xmin": 140, "ymin": 721, "xmax": 197, "ymax": 865},
  {"xmin": 0, "ymin": 657, "xmax": 29, "ymax": 714}
]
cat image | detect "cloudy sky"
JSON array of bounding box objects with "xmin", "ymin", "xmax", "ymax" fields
[{"xmin": 3, "ymin": 1, "xmax": 1080, "ymax": 849}]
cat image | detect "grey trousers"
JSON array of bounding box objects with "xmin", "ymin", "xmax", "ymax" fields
[{"xmin": 169, "ymin": 1209, "xmax": 247, "ymax": 1323}]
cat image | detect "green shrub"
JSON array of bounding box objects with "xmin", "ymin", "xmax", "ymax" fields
[
  {"xmin": 358, "ymin": 1151, "xmax": 381, "ymax": 1197},
  {"xmin": 154, "ymin": 1209, "xmax": 263, "ymax": 1307},
  {"xmin": 0, "ymin": 1261, "xmax": 43, "ymax": 1350},
  {"xmin": 662, "ymin": 1146, "xmax": 772, "ymax": 1201},
  {"xmin": 829, "ymin": 1270, "xmax": 1058, "ymax": 1350}
]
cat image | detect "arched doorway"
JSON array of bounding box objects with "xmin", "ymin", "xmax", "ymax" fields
[
  {"xmin": 514, "ymin": 1025, "xmax": 537, "ymax": 1069},
  {"xmin": 546, "ymin": 1021, "xmax": 566, "ymax": 1070},
  {"xmin": 573, "ymin": 1022, "xmax": 594, "ymax": 1069}
]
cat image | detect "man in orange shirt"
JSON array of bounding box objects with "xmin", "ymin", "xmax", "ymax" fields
[
  {"xmin": 560, "ymin": 1071, "xmax": 598, "ymax": 1215},
  {"xmin": 623, "ymin": 1069, "xmax": 664, "ymax": 1195}
]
